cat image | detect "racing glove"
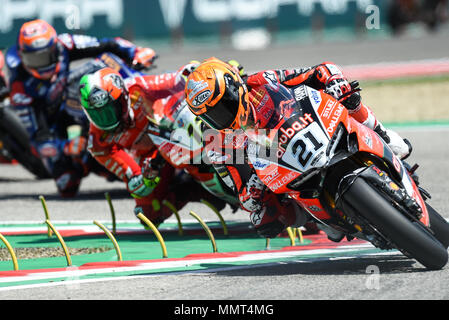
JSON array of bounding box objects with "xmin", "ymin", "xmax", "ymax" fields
[
  {"xmin": 227, "ymin": 60, "xmax": 245, "ymax": 77},
  {"xmin": 132, "ymin": 47, "xmax": 157, "ymax": 71},
  {"xmin": 178, "ymin": 61, "xmax": 201, "ymax": 81},
  {"xmin": 141, "ymin": 156, "xmax": 164, "ymax": 180},
  {"xmin": 127, "ymin": 174, "xmax": 160, "ymax": 199}
]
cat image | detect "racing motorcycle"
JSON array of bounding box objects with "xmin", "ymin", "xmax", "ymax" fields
[
  {"xmin": 0, "ymin": 50, "xmax": 51, "ymax": 179},
  {"xmin": 11, "ymin": 52, "xmax": 150, "ymax": 181},
  {"xmin": 146, "ymin": 97, "xmax": 240, "ymax": 209},
  {"xmin": 246, "ymin": 83, "xmax": 449, "ymax": 270},
  {"xmin": 0, "ymin": 96, "xmax": 52, "ymax": 179}
]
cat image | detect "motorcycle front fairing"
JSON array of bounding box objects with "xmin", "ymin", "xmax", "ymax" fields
[{"xmin": 246, "ymin": 83, "xmax": 430, "ymax": 228}]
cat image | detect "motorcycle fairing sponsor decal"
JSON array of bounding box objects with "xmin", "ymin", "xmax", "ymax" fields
[
  {"xmin": 293, "ymin": 86, "xmax": 307, "ymax": 101},
  {"xmin": 306, "ymin": 87, "xmax": 322, "ymax": 110},
  {"xmin": 281, "ymin": 121, "xmax": 329, "ymax": 173},
  {"xmin": 269, "ymin": 170, "xmax": 300, "ymax": 192}
]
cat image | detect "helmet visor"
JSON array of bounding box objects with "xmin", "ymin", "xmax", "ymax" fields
[
  {"xmin": 85, "ymin": 94, "xmax": 128, "ymax": 131},
  {"xmin": 21, "ymin": 43, "xmax": 58, "ymax": 69},
  {"xmin": 200, "ymin": 75, "xmax": 241, "ymax": 131}
]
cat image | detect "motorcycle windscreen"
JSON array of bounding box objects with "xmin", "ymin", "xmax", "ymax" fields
[{"xmin": 242, "ymin": 84, "xmax": 299, "ymax": 148}]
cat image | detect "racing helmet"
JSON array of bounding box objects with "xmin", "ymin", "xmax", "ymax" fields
[
  {"xmin": 79, "ymin": 67, "xmax": 131, "ymax": 131},
  {"xmin": 185, "ymin": 57, "xmax": 251, "ymax": 132},
  {"xmin": 18, "ymin": 19, "xmax": 61, "ymax": 80}
]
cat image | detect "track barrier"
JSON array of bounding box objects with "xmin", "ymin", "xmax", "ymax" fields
[{"xmin": 93, "ymin": 220, "xmax": 123, "ymax": 261}]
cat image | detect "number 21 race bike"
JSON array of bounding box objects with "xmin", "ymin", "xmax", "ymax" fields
[{"xmin": 247, "ymin": 83, "xmax": 449, "ymax": 270}]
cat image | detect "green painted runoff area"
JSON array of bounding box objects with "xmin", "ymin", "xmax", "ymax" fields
[{"xmin": 0, "ymin": 221, "xmax": 311, "ymax": 272}]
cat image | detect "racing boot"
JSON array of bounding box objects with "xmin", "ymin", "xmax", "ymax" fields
[
  {"xmin": 334, "ymin": 81, "xmax": 412, "ymax": 160},
  {"xmin": 374, "ymin": 123, "xmax": 412, "ymax": 160},
  {"xmin": 344, "ymin": 93, "xmax": 412, "ymax": 160},
  {"xmin": 250, "ymin": 196, "xmax": 308, "ymax": 238}
]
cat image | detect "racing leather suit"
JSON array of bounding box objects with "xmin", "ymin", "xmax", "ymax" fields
[
  {"xmin": 5, "ymin": 34, "xmax": 144, "ymax": 196},
  {"xmin": 209, "ymin": 62, "xmax": 386, "ymax": 238},
  {"xmin": 88, "ymin": 72, "xmax": 228, "ymax": 225}
]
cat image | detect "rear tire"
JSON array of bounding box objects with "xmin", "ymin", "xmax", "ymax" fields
[
  {"xmin": 342, "ymin": 178, "xmax": 448, "ymax": 270},
  {"xmin": 0, "ymin": 107, "xmax": 51, "ymax": 179}
]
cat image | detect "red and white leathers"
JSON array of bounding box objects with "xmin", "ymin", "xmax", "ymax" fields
[
  {"xmin": 87, "ymin": 72, "xmax": 186, "ymax": 224},
  {"xmin": 209, "ymin": 62, "xmax": 410, "ymax": 238},
  {"xmin": 88, "ymin": 72, "xmax": 229, "ymax": 224}
]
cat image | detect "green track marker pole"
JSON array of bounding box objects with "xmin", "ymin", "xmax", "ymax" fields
[
  {"xmin": 104, "ymin": 192, "xmax": 117, "ymax": 235},
  {"xmin": 0, "ymin": 233, "xmax": 19, "ymax": 271},
  {"xmin": 189, "ymin": 211, "xmax": 218, "ymax": 253},
  {"xmin": 93, "ymin": 221, "xmax": 123, "ymax": 261},
  {"xmin": 136, "ymin": 212, "xmax": 168, "ymax": 258}
]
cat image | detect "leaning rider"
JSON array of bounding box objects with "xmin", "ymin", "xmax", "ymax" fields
[
  {"xmin": 184, "ymin": 57, "xmax": 412, "ymax": 241},
  {"xmin": 5, "ymin": 19, "xmax": 156, "ymax": 197}
]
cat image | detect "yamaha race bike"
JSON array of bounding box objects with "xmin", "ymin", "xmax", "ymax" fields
[
  {"xmin": 247, "ymin": 83, "xmax": 449, "ymax": 270},
  {"xmin": 0, "ymin": 97, "xmax": 51, "ymax": 179},
  {"xmin": 10, "ymin": 52, "xmax": 149, "ymax": 180}
]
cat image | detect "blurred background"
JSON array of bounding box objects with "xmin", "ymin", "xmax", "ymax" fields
[
  {"xmin": 1, "ymin": 0, "xmax": 449, "ymax": 122},
  {"xmin": 1, "ymin": 0, "xmax": 448, "ymax": 59}
]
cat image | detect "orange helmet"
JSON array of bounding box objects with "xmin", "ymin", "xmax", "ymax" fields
[
  {"xmin": 185, "ymin": 57, "xmax": 251, "ymax": 131},
  {"xmin": 18, "ymin": 19, "xmax": 61, "ymax": 80}
]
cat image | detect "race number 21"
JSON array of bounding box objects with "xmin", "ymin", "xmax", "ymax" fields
[{"xmin": 282, "ymin": 122, "xmax": 328, "ymax": 172}]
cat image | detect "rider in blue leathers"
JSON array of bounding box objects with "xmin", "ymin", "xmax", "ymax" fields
[{"xmin": 5, "ymin": 19, "xmax": 156, "ymax": 196}]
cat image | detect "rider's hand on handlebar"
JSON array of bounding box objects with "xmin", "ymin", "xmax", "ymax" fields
[
  {"xmin": 132, "ymin": 47, "xmax": 157, "ymax": 71},
  {"xmin": 63, "ymin": 136, "xmax": 87, "ymax": 157}
]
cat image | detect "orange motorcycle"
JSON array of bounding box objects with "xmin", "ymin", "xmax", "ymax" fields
[{"xmin": 246, "ymin": 83, "xmax": 449, "ymax": 270}]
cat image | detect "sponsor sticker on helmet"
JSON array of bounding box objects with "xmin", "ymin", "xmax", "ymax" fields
[
  {"xmin": 187, "ymin": 79, "xmax": 209, "ymax": 100},
  {"xmin": 192, "ymin": 90, "xmax": 211, "ymax": 106},
  {"xmin": 89, "ymin": 88, "xmax": 109, "ymax": 108}
]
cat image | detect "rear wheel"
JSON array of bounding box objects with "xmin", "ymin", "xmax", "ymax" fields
[
  {"xmin": 342, "ymin": 178, "xmax": 448, "ymax": 270},
  {"xmin": 0, "ymin": 107, "xmax": 51, "ymax": 179}
]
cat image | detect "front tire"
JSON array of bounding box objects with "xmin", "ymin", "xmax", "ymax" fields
[
  {"xmin": 342, "ymin": 178, "xmax": 448, "ymax": 270},
  {"xmin": 427, "ymin": 203, "xmax": 449, "ymax": 249}
]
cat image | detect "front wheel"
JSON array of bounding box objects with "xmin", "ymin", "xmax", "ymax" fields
[
  {"xmin": 427, "ymin": 203, "xmax": 449, "ymax": 249},
  {"xmin": 341, "ymin": 178, "xmax": 448, "ymax": 270}
]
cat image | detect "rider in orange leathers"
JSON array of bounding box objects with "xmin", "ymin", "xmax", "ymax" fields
[{"xmin": 184, "ymin": 58, "xmax": 412, "ymax": 240}]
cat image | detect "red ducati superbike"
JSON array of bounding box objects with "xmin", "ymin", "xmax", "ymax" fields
[{"xmin": 247, "ymin": 84, "xmax": 449, "ymax": 270}]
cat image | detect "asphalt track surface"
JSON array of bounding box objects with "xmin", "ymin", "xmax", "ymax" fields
[{"xmin": 1, "ymin": 33, "xmax": 449, "ymax": 301}]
